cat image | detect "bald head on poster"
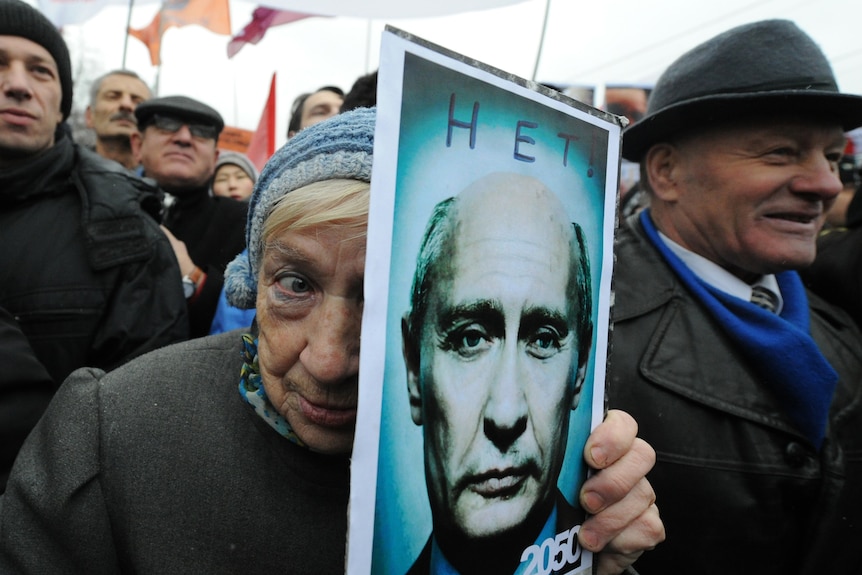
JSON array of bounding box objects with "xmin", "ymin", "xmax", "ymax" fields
[{"xmin": 401, "ymin": 172, "xmax": 594, "ymax": 575}]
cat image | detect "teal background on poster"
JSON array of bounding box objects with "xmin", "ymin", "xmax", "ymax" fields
[{"xmin": 372, "ymin": 51, "xmax": 610, "ymax": 575}]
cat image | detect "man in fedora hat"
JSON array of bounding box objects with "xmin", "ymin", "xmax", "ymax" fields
[{"xmin": 609, "ymin": 19, "xmax": 862, "ymax": 574}]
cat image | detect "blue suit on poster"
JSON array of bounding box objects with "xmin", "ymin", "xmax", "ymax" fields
[{"xmin": 406, "ymin": 490, "xmax": 585, "ymax": 575}]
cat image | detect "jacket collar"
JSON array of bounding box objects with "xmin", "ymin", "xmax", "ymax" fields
[
  {"xmin": 613, "ymin": 214, "xmax": 808, "ymax": 437},
  {"xmin": 0, "ymin": 132, "xmax": 75, "ymax": 204},
  {"xmin": 612, "ymin": 214, "xmax": 681, "ymax": 322}
]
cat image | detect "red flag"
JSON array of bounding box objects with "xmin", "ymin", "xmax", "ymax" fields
[
  {"xmin": 246, "ymin": 73, "xmax": 276, "ymax": 172},
  {"xmin": 227, "ymin": 8, "xmax": 318, "ymax": 58},
  {"xmin": 130, "ymin": 0, "xmax": 232, "ymax": 66}
]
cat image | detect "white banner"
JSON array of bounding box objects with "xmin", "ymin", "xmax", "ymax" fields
[
  {"xmin": 38, "ymin": 0, "xmax": 529, "ymax": 28},
  {"xmin": 38, "ymin": 0, "xmax": 159, "ymax": 27}
]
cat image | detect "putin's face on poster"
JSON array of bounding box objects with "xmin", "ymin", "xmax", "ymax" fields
[{"xmin": 402, "ymin": 173, "xmax": 593, "ymax": 574}]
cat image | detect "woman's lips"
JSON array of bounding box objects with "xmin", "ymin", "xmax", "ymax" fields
[{"xmin": 298, "ymin": 395, "xmax": 357, "ymax": 428}]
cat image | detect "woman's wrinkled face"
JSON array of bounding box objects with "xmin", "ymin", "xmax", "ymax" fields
[{"xmin": 255, "ymin": 222, "xmax": 365, "ymax": 455}]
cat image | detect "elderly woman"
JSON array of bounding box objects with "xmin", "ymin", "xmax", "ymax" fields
[{"xmin": 0, "ymin": 108, "xmax": 662, "ymax": 573}]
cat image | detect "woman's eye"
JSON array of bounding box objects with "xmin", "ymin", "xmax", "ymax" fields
[{"xmin": 277, "ymin": 274, "xmax": 311, "ymax": 295}]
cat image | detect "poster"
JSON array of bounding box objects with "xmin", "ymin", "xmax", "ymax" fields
[{"xmin": 348, "ymin": 27, "xmax": 622, "ymax": 575}]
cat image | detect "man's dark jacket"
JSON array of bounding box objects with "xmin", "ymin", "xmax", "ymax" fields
[
  {"xmin": 801, "ymin": 190, "xmax": 862, "ymax": 329},
  {"xmin": 609, "ymin": 215, "xmax": 862, "ymax": 574},
  {"xmin": 0, "ymin": 134, "xmax": 189, "ymax": 489},
  {"xmin": 0, "ymin": 306, "xmax": 52, "ymax": 492},
  {"xmin": 162, "ymin": 190, "xmax": 247, "ymax": 337}
]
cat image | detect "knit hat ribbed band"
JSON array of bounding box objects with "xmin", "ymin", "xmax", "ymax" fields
[
  {"xmin": 224, "ymin": 106, "xmax": 375, "ymax": 309},
  {"xmin": 215, "ymin": 151, "xmax": 259, "ymax": 183},
  {"xmin": 0, "ymin": 0, "xmax": 72, "ymax": 120}
]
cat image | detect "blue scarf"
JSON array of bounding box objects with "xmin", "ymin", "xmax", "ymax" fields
[
  {"xmin": 238, "ymin": 333, "xmax": 306, "ymax": 447},
  {"xmin": 639, "ymin": 210, "xmax": 837, "ymax": 448}
]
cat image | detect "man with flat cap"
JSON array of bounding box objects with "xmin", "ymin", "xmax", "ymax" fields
[
  {"xmin": 609, "ymin": 19, "xmax": 862, "ymax": 574},
  {"xmin": 132, "ymin": 95, "xmax": 248, "ymax": 338},
  {"xmin": 0, "ymin": 0, "xmax": 188, "ymax": 489}
]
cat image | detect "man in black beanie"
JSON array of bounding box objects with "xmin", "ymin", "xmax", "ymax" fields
[
  {"xmin": 0, "ymin": 0, "xmax": 188, "ymax": 490},
  {"xmin": 609, "ymin": 19, "xmax": 862, "ymax": 574}
]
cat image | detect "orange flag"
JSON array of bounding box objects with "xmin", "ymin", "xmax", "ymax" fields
[
  {"xmin": 129, "ymin": 0, "xmax": 231, "ymax": 66},
  {"xmin": 246, "ymin": 73, "xmax": 276, "ymax": 172}
]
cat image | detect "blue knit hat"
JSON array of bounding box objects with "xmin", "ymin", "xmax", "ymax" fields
[{"xmin": 224, "ymin": 107, "xmax": 375, "ymax": 309}]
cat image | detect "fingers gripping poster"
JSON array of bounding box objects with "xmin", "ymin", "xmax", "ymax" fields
[{"xmin": 348, "ymin": 27, "xmax": 622, "ymax": 575}]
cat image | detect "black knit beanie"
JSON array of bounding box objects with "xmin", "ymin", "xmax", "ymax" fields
[{"xmin": 0, "ymin": 0, "xmax": 72, "ymax": 120}]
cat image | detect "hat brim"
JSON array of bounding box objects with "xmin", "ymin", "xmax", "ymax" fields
[
  {"xmin": 136, "ymin": 103, "xmax": 225, "ymax": 133},
  {"xmin": 622, "ymin": 90, "xmax": 862, "ymax": 162}
]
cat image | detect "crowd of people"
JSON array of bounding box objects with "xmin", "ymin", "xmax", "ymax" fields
[{"xmin": 1, "ymin": 0, "xmax": 861, "ymax": 572}]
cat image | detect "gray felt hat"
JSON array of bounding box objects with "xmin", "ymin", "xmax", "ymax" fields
[
  {"xmin": 135, "ymin": 95, "xmax": 224, "ymax": 135},
  {"xmin": 622, "ymin": 19, "xmax": 862, "ymax": 161}
]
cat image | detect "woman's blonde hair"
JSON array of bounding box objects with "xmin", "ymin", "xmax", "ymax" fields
[{"xmin": 262, "ymin": 178, "xmax": 370, "ymax": 246}]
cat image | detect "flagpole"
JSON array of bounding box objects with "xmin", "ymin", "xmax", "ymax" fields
[
  {"xmin": 122, "ymin": 0, "xmax": 135, "ymax": 68},
  {"xmin": 531, "ymin": 0, "xmax": 551, "ymax": 81}
]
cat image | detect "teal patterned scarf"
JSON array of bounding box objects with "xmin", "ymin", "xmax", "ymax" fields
[{"xmin": 238, "ymin": 333, "xmax": 306, "ymax": 447}]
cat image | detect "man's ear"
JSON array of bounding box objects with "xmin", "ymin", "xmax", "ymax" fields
[
  {"xmin": 644, "ymin": 143, "xmax": 681, "ymax": 202},
  {"xmin": 402, "ymin": 314, "xmax": 423, "ymax": 426},
  {"xmin": 84, "ymin": 106, "xmax": 94, "ymax": 129},
  {"xmin": 570, "ymin": 362, "xmax": 588, "ymax": 411},
  {"xmin": 130, "ymin": 130, "xmax": 142, "ymax": 154},
  {"xmin": 129, "ymin": 131, "xmax": 144, "ymax": 165}
]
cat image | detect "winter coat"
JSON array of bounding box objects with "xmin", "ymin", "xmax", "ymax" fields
[
  {"xmin": 162, "ymin": 189, "xmax": 248, "ymax": 338},
  {"xmin": 609, "ymin": 215, "xmax": 862, "ymax": 575},
  {"xmin": 0, "ymin": 331, "xmax": 350, "ymax": 574},
  {"xmin": 0, "ymin": 136, "xmax": 189, "ymax": 490},
  {"xmin": 0, "ymin": 137, "xmax": 188, "ymax": 382}
]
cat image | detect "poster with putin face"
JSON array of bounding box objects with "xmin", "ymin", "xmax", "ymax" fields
[{"xmin": 347, "ymin": 26, "xmax": 623, "ymax": 575}]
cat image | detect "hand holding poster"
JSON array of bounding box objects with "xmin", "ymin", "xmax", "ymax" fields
[{"xmin": 348, "ymin": 27, "xmax": 623, "ymax": 575}]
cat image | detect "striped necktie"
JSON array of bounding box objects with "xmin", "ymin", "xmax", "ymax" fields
[{"xmin": 750, "ymin": 285, "xmax": 779, "ymax": 313}]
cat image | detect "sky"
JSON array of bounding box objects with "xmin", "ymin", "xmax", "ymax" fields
[{"xmin": 56, "ymin": 0, "xmax": 862, "ymax": 149}]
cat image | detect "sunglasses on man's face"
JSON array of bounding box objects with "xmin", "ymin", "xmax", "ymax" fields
[{"xmin": 149, "ymin": 114, "xmax": 219, "ymax": 140}]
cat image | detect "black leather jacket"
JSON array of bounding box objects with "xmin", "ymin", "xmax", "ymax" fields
[
  {"xmin": 801, "ymin": 190, "xmax": 862, "ymax": 330},
  {"xmin": 0, "ymin": 136, "xmax": 189, "ymax": 383},
  {"xmin": 610, "ymin": 216, "xmax": 862, "ymax": 575}
]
